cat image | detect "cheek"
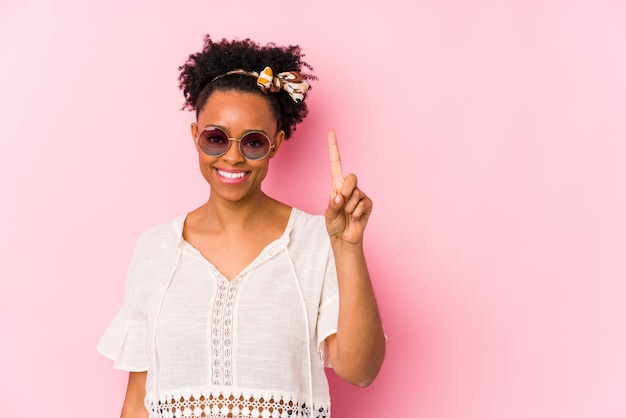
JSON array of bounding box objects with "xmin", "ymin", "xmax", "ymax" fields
[
  {"xmin": 249, "ymin": 161, "xmax": 271, "ymax": 180},
  {"xmin": 197, "ymin": 153, "xmax": 215, "ymax": 174}
]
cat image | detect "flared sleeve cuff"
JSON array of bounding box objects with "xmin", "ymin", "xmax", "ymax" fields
[
  {"xmin": 317, "ymin": 292, "xmax": 339, "ymax": 368},
  {"xmin": 97, "ymin": 311, "xmax": 149, "ymax": 371},
  {"xmin": 317, "ymin": 330, "xmax": 337, "ymax": 368}
]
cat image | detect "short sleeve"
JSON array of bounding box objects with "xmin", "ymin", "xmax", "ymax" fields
[
  {"xmin": 97, "ymin": 308, "xmax": 148, "ymax": 371},
  {"xmin": 316, "ymin": 245, "xmax": 339, "ymax": 367},
  {"xmin": 96, "ymin": 238, "xmax": 150, "ymax": 371}
]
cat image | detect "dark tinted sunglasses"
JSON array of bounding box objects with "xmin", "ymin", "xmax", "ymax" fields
[{"xmin": 196, "ymin": 127, "xmax": 275, "ymax": 160}]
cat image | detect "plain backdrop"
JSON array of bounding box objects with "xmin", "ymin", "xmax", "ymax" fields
[{"xmin": 2, "ymin": 0, "xmax": 626, "ymax": 417}]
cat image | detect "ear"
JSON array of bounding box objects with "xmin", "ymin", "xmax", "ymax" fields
[
  {"xmin": 191, "ymin": 122, "xmax": 200, "ymax": 152},
  {"xmin": 270, "ymin": 130, "xmax": 285, "ymax": 158}
]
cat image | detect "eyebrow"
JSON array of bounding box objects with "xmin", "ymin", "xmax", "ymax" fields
[{"xmin": 203, "ymin": 124, "xmax": 270, "ymax": 137}]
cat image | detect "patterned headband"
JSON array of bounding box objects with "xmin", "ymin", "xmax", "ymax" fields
[{"xmin": 214, "ymin": 66, "xmax": 310, "ymax": 103}]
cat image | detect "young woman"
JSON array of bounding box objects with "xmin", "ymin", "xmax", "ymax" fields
[{"xmin": 98, "ymin": 36, "xmax": 385, "ymax": 418}]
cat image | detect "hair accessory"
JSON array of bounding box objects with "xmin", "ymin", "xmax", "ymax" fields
[{"xmin": 218, "ymin": 67, "xmax": 309, "ymax": 102}]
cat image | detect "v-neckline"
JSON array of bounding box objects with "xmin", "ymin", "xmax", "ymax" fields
[{"xmin": 179, "ymin": 207, "xmax": 299, "ymax": 281}]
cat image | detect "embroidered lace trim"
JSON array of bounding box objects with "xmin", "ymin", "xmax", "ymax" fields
[
  {"xmin": 211, "ymin": 276, "xmax": 242, "ymax": 386},
  {"xmin": 148, "ymin": 392, "xmax": 329, "ymax": 418}
]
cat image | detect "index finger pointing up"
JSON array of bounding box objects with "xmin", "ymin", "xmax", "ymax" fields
[{"xmin": 328, "ymin": 130, "xmax": 344, "ymax": 193}]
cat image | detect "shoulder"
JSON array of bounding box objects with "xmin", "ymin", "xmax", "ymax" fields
[
  {"xmin": 289, "ymin": 208, "xmax": 329, "ymax": 245},
  {"xmin": 292, "ymin": 207, "xmax": 325, "ymax": 228},
  {"xmin": 130, "ymin": 215, "xmax": 185, "ymax": 267},
  {"xmin": 136, "ymin": 215, "xmax": 184, "ymax": 247}
]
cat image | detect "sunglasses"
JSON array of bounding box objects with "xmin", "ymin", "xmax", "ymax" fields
[{"xmin": 196, "ymin": 127, "xmax": 275, "ymax": 160}]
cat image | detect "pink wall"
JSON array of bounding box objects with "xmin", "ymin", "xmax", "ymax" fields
[{"xmin": 2, "ymin": 0, "xmax": 626, "ymax": 417}]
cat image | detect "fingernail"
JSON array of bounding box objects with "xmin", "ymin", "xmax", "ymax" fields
[{"xmin": 334, "ymin": 195, "xmax": 342, "ymax": 204}]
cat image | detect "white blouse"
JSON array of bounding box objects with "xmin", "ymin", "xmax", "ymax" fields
[{"xmin": 98, "ymin": 208, "xmax": 340, "ymax": 418}]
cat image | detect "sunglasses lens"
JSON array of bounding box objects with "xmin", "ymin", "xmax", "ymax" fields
[
  {"xmin": 198, "ymin": 128, "xmax": 229, "ymax": 156},
  {"xmin": 197, "ymin": 128, "xmax": 272, "ymax": 160},
  {"xmin": 240, "ymin": 132, "xmax": 271, "ymax": 160}
]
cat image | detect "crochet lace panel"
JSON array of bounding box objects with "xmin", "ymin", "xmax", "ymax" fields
[
  {"xmin": 211, "ymin": 276, "xmax": 241, "ymax": 386},
  {"xmin": 148, "ymin": 392, "xmax": 329, "ymax": 418}
]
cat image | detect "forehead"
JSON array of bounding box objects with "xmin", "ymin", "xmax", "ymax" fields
[{"xmin": 198, "ymin": 91, "xmax": 277, "ymax": 133}]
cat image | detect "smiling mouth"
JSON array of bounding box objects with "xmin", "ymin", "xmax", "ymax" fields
[{"xmin": 216, "ymin": 169, "xmax": 248, "ymax": 179}]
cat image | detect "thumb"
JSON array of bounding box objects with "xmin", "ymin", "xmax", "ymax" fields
[{"xmin": 325, "ymin": 193, "xmax": 344, "ymax": 220}]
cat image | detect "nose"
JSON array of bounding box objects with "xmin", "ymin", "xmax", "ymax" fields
[{"xmin": 221, "ymin": 139, "xmax": 245, "ymax": 164}]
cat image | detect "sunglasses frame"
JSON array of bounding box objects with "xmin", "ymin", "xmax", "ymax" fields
[{"xmin": 195, "ymin": 126, "xmax": 276, "ymax": 161}]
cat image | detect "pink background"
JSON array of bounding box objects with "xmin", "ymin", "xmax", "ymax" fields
[{"xmin": 2, "ymin": 0, "xmax": 626, "ymax": 417}]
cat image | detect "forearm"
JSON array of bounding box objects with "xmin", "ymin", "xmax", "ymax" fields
[
  {"xmin": 324, "ymin": 131, "xmax": 385, "ymax": 386},
  {"xmin": 329, "ymin": 240, "xmax": 386, "ymax": 387},
  {"xmin": 121, "ymin": 372, "xmax": 148, "ymax": 418}
]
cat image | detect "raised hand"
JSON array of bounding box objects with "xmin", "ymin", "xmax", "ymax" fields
[{"xmin": 324, "ymin": 130, "xmax": 372, "ymax": 245}]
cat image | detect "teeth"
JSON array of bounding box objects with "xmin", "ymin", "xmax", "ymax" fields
[{"xmin": 217, "ymin": 169, "xmax": 246, "ymax": 179}]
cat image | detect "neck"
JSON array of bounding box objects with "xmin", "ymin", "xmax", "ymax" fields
[{"xmin": 202, "ymin": 191, "xmax": 276, "ymax": 230}]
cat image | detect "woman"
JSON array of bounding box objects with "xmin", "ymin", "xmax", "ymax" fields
[{"xmin": 98, "ymin": 36, "xmax": 385, "ymax": 418}]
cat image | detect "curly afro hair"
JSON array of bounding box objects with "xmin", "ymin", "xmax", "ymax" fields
[{"xmin": 178, "ymin": 36, "xmax": 316, "ymax": 139}]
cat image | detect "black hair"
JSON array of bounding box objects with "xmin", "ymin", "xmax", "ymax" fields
[{"xmin": 178, "ymin": 36, "xmax": 316, "ymax": 139}]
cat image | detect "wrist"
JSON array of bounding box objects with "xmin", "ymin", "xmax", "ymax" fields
[{"xmin": 330, "ymin": 236, "xmax": 365, "ymax": 253}]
